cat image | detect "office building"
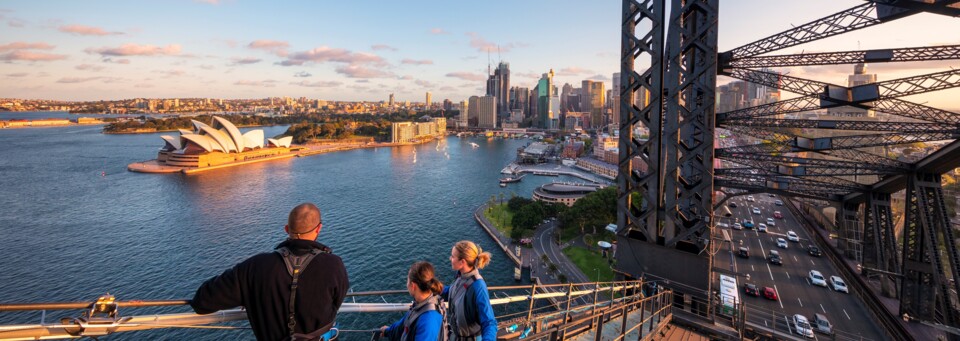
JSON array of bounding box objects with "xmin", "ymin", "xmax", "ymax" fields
[
  {"xmin": 581, "ymin": 80, "xmax": 606, "ymax": 129},
  {"xmin": 425, "ymin": 92, "xmax": 432, "ymax": 108},
  {"xmin": 486, "ymin": 61, "xmax": 511, "ymax": 122},
  {"xmin": 477, "ymin": 95, "xmax": 497, "ymax": 128}
]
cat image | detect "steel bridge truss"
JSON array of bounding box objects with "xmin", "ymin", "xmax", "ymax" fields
[{"xmin": 620, "ymin": 0, "xmax": 960, "ymax": 329}]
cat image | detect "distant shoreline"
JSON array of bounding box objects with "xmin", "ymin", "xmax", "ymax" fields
[{"xmin": 103, "ymin": 124, "xmax": 280, "ymax": 135}]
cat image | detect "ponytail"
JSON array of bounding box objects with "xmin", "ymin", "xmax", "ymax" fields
[
  {"xmin": 428, "ymin": 277, "xmax": 444, "ymax": 295},
  {"xmin": 454, "ymin": 240, "xmax": 493, "ymax": 270},
  {"xmin": 408, "ymin": 261, "xmax": 443, "ymax": 294}
]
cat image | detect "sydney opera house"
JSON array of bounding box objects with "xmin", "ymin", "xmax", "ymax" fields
[{"xmin": 156, "ymin": 116, "xmax": 295, "ymax": 168}]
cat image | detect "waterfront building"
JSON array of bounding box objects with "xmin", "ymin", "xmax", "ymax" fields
[
  {"xmin": 517, "ymin": 142, "xmax": 551, "ymax": 164},
  {"xmin": 561, "ymin": 141, "xmax": 585, "ymax": 158},
  {"xmin": 459, "ymin": 99, "xmax": 469, "ymax": 127},
  {"xmin": 593, "ymin": 134, "xmax": 618, "ymax": 158},
  {"xmin": 390, "ymin": 118, "xmax": 446, "ymax": 143},
  {"xmin": 575, "ymin": 158, "xmax": 617, "ymax": 180},
  {"xmin": 156, "ymin": 116, "xmax": 293, "ymax": 168},
  {"xmin": 532, "ymin": 182, "xmax": 606, "ymax": 207},
  {"xmin": 477, "ymin": 95, "xmax": 497, "ymax": 128},
  {"xmin": 468, "ymin": 96, "xmax": 480, "ymax": 127}
]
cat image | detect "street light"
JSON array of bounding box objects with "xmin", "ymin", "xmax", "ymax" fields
[{"xmin": 593, "ymin": 268, "xmax": 600, "ymax": 282}]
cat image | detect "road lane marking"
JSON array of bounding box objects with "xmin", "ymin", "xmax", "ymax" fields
[
  {"xmin": 775, "ymin": 285, "xmax": 784, "ymax": 309},
  {"xmin": 820, "ymin": 304, "xmax": 826, "ymax": 313},
  {"xmin": 844, "ymin": 309, "xmax": 851, "ymax": 320},
  {"xmin": 793, "ymin": 255, "xmax": 798, "ymax": 262},
  {"xmin": 785, "ymin": 271, "xmax": 790, "ymax": 279},
  {"xmin": 785, "ymin": 314, "xmax": 792, "ymax": 333},
  {"xmin": 797, "ymin": 297, "xmax": 803, "ymax": 307},
  {"xmin": 811, "ymin": 259, "xmax": 815, "ymax": 266},
  {"xmin": 766, "ymin": 264, "xmax": 774, "ymax": 280}
]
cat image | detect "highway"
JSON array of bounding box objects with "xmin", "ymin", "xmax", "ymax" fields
[{"xmin": 715, "ymin": 194, "xmax": 884, "ymax": 340}]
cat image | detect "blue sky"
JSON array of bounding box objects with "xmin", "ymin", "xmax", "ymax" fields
[{"xmin": 1, "ymin": 0, "xmax": 959, "ymax": 107}]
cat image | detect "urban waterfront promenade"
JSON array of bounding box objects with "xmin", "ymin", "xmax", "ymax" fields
[{"xmin": 502, "ymin": 162, "xmax": 612, "ymax": 185}]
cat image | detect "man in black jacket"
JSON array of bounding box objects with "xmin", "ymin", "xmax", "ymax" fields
[{"xmin": 191, "ymin": 203, "xmax": 350, "ymax": 341}]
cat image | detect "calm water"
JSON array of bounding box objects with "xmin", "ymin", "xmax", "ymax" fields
[{"xmin": 0, "ymin": 114, "xmax": 581, "ymax": 339}]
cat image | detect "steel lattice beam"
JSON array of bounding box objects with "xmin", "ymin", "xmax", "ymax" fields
[
  {"xmin": 618, "ymin": 0, "xmax": 666, "ymax": 245},
  {"xmin": 718, "ymin": 118, "xmax": 960, "ymax": 133},
  {"xmin": 863, "ymin": 191, "xmax": 901, "ymax": 287},
  {"xmin": 869, "ymin": 0, "xmax": 960, "ymax": 18},
  {"xmin": 716, "ymin": 149, "xmax": 905, "ymax": 172},
  {"xmin": 723, "ymin": 68, "xmax": 830, "ymax": 96},
  {"xmin": 724, "ymin": 2, "xmax": 914, "ymax": 59},
  {"xmin": 728, "ymin": 44, "xmax": 960, "ymax": 69}
]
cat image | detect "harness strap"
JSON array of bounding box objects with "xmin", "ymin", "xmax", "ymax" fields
[{"xmin": 277, "ymin": 246, "xmax": 328, "ymax": 339}]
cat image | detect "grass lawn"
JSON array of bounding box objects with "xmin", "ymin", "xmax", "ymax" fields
[
  {"xmin": 562, "ymin": 246, "xmax": 615, "ymax": 283},
  {"xmin": 484, "ymin": 203, "xmax": 515, "ymax": 237}
]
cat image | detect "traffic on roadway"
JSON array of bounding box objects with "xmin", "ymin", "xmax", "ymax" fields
[{"xmin": 715, "ymin": 193, "xmax": 883, "ymax": 340}]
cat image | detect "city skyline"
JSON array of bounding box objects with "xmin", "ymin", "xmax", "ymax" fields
[{"xmin": 1, "ymin": 0, "xmax": 959, "ymax": 109}]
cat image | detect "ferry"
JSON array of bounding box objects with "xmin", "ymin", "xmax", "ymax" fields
[
  {"xmin": 499, "ymin": 174, "xmax": 525, "ymax": 183},
  {"xmin": 469, "ymin": 142, "xmax": 480, "ymax": 148}
]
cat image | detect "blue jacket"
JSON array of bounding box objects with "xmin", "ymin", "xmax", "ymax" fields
[
  {"xmin": 385, "ymin": 309, "xmax": 442, "ymax": 341},
  {"xmin": 441, "ymin": 274, "xmax": 497, "ymax": 341}
]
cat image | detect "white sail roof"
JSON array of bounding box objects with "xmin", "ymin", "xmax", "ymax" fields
[
  {"xmin": 180, "ymin": 134, "xmax": 223, "ymax": 153},
  {"xmin": 160, "ymin": 135, "xmax": 181, "ymax": 151},
  {"xmin": 267, "ymin": 136, "xmax": 293, "ymax": 148},
  {"xmin": 200, "ymin": 126, "xmax": 237, "ymax": 153},
  {"xmin": 212, "ymin": 116, "xmax": 245, "ymax": 152},
  {"xmin": 242, "ymin": 130, "xmax": 264, "ymax": 149}
]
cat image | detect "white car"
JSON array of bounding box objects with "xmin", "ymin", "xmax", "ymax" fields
[
  {"xmin": 787, "ymin": 230, "xmax": 800, "ymax": 242},
  {"xmin": 793, "ymin": 314, "xmax": 815, "ymax": 338},
  {"xmin": 777, "ymin": 238, "xmax": 788, "ymax": 248},
  {"xmin": 747, "ymin": 195, "xmax": 755, "ymax": 202},
  {"xmin": 717, "ymin": 222, "xmax": 729, "ymax": 229},
  {"xmin": 732, "ymin": 223, "xmax": 743, "ymax": 230},
  {"xmin": 766, "ymin": 217, "xmax": 775, "ymax": 226},
  {"xmin": 752, "ymin": 207, "xmax": 761, "ymax": 215},
  {"xmin": 757, "ymin": 223, "xmax": 768, "ymax": 233},
  {"xmin": 809, "ymin": 270, "xmax": 827, "ymax": 287},
  {"xmin": 830, "ymin": 276, "xmax": 849, "ymax": 293}
]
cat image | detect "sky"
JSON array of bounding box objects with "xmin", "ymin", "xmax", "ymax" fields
[{"xmin": 1, "ymin": 0, "xmax": 959, "ymax": 108}]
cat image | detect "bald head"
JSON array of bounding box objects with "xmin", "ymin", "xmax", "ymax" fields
[{"xmin": 287, "ymin": 203, "xmax": 321, "ymax": 236}]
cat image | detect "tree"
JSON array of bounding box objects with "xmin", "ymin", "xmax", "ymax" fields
[
  {"xmin": 559, "ymin": 187, "xmax": 617, "ymax": 236},
  {"xmin": 512, "ymin": 202, "xmax": 546, "ymax": 232},
  {"xmin": 508, "ymin": 196, "xmax": 533, "ymax": 211}
]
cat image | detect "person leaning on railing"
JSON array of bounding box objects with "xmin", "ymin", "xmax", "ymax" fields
[
  {"xmin": 443, "ymin": 240, "xmax": 497, "ymax": 341},
  {"xmin": 379, "ymin": 261, "xmax": 445, "ymax": 341},
  {"xmin": 189, "ymin": 203, "xmax": 350, "ymax": 341}
]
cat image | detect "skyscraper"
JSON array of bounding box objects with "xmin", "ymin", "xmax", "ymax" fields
[
  {"xmin": 425, "ymin": 92, "xmax": 432, "ymax": 108},
  {"xmin": 459, "ymin": 99, "xmax": 469, "ymax": 127},
  {"xmin": 581, "ymin": 80, "xmax": 606, "ymax": 129},
  {"xmin": 509, "ymin": 86, "xmax": 529, "ymax": 121},
  {"xmin": 468, "ymin": 95, "xmax": 480, "ymax": 127},
  {"xmin": 537, "ymin": 69, "xmax": 559, "ymax": 129},
  {"xmin": 611, "ymin": 72, "xmax": 622, "ymax": 127},
  {"xmin": 477, "ymin": 96, "xmax": 497, "ymax": 128},
  {"xmin": 389, "ymin": 93, "xmax": 395, "ymax": 107},
  {"xmin": 486, "ymin": 61, "xmax": 510, "ymax": 123},
  {"xmin": 561, "ymin": 83, "xmax": 574, "ymax": 113}
]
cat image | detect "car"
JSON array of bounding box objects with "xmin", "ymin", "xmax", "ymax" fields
[
  {"xmin": 768, "ymin": 193, "xmax": 775, "ymax": 197},
  {"xmin": 777, "ymin": 238, "xmax": 788, "ymax": 249},
  {"xmin": 787, "ymin": 230, "xmax": 800, "ymax": 242},
  {"xmin": 717, "ymin": 222, "xmax": 729, "ymax": 229},
  {"xmin": 768, "ymin": 250, "xmax": 782, "ymax": 265},
  {"xmin": 793, "ymin": 314, "xmax": 815, "ymax": 338},
  {"xmin": 775, "ymin": 200, "xmax": 784, "ymax": 206},
  {"xmin": 813, "ymin": 313, "xmax": 833, "ymax": 335},
  {"xmin": 808, "ymin": 245, "xmax": 822, "ymax": 257},
  {"xmin": 728, "ymin": 202, "xmax": 737, "ymax": 208},
  {"xmin": 766, "ymin": 217, "xmax": 775, "ymax": 226},
  {"xmin": 773, "ymin": 211, "xmax": 783, "ymax": 219},
  {"xmin": 732, "ymin": 223, "xmax": 743, "ymax": 230},
  {"xmin": 744, "ymin": 283, "xmax": 760, "ymax": 296},
  {"xmin": 757, "ymin": 223, "xmax": 767, "ymax": 233},
  {"xmin": 747, "ymin": 195, "xmax": 755, "ymax": 202},
  {"xmin": 738, "ymin": 247, "xmax": 750, "ymax": 258},
  {"xmin": 762, "ymin": 286, "xmax": 778, "ymax": 300},
  {"xmin": 752, "ymin": 207, "xmax": 761, "ymax": 215},
  {"xmin": 830, "ymin": 276, "xmax": 849, "ymax": 293},
  {"xmin": 743, "ymin": 220, "xmax": 755, "ymax": 229},
  {"xmin": 809, "ymin": 270, "xmax": 828, "ymax": 287}
]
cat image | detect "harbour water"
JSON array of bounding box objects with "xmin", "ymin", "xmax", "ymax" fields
[{"xmin": 0, "ymin": 113, "xmax": 585, "ymax": 339}]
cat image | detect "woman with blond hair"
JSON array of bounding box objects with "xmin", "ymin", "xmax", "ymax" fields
[
  {"xmin": 442, "ymin": 240, "xmax": 496, "ymax": 340},
  {"xmin": 380, "ymin": 261, "xmax": 445, "ymax": 341}
]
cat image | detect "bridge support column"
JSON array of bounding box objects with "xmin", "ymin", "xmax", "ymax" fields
[
  {"xmin": 863, "ymin": 191, "xmax": 900, "ymax": 298},
  {"xmin": 900, "ymin": 172, "xmax": 960, "ymax": 326},
  {"xmin": 837, "ymin": 201, "xmax": 863, "ymax": 261}
]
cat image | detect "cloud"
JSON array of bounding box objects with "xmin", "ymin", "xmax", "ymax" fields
[
  {"xmin": 199, "ymin": 64, "xmax": 214, "ymax": 70},
  {"xmin": 155, "ymin": 69, "xmax": 186, "ymax": 77},
  {"xmin": 7, "ymin": 18, "xmax": 25, "ymax": 28},
  {"xmin": 430, "ymin": 28, "xmax": 448, "ymax": 35},
  {"xmin": 291, "ymin": 80, "xmax": 342, "ymax": 87},
  {"xmin": 85, "ymin": 43, "xmax": 181, "ymax": 56},
  {"xmin": 355, "ymin": 79, "xmax": 370, "ymax": 83},
  {"xmin": 465, "ymin": 32, "xmax": 523, "ymax": 53},
  {"xmin": 230, "ymin": 57, "xmax": 261, "ymax": 65},
  {"xmin": 587, "ymin": 74, "xmax": 610, "ymax": 81},
  {"xmin": 0, "ymin": 50, "xmax": 67, "ymax": 61},
  {"xmin": 458, "ymin": 83, "xmax": 475, "ymax": 88},
  {"xmin": 0, "ymin": 42, "xmax": 54, "ymax": 52},
  {"xmin": 58, "ymin": 24, "xmax": 122, "ymax": 36},
  {"xmin": 557, "ymin": 67, "xmax": 593, "ymax": 76},
  {"xmin": 440, "ymin": 86, "xmax": 455, "ymax": 91},
  {"xmin": 6, "ymin": 72, "xmax": 28, "ymax": 77},
  {"xmin": 335, "ymin": 64, "xmax": 394, "ymax": 78},
  {"xmin": 279, "ymin": 46, "xmax": 387, "ymax": 67},
  {"xmin": 397, "ymin": 75, "xmax": 413, "ymax": 80},
  {"xmin": 415, "ymin": 79, "xmax": 436, "ymax": 88},
  {"xmin": 446, "ymin": 72, "xmax": 486, "ymax": 81},
  {"xmin": 135, "ymin": 83, "xmax": 154, "ymax": 88},
  {"xmin": 234, "ymin": 79, "xmax": 277, "ymax": 87},
  {"xmin": 401, "ymin": 58, "xmax": 433, "ymax": 65},
  {"xmin": 294, "ymin": 71, "xmax": 312, "ymax": 77},
  {"xmin": 102, "ymin": 58, "xmax": 131, "ymax": 64},
  {"xmin": 75, "ymin": 64, "xmax": 104, "ymax": 71},
  {"xmin": 371, "ymin": 44, "xmax": 397, "ymax": 51},
  {"xmin": 57, "ymin": 77, "xmax": 102, "ymax": 83},
  {"xmin": 195, "ymin": 0, "xmax": 220, "ymax": 4},
  {"xmin": 248, "ymin": 39, "xmax": 289, "ymax": 56},
  {"xmin": 516, "ymin": 72, "xmax": 540, "ymax": 78}
]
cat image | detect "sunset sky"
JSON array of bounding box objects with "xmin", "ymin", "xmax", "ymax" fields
[{"xmin": 1, "ymin": 0, "xmax": 959, "ymax": 108}]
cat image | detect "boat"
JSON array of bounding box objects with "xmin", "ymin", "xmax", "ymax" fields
[
  {"xmin": 499, "ymin": 174, "xmax": 525, "ymax": 183},
  {"xmin": 499, "ymin": 183, "xmax": 507, "ymax": 187},
  {"xmin": 469, "ymin": 142, "xmax": 480, "ymax": 148}
]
